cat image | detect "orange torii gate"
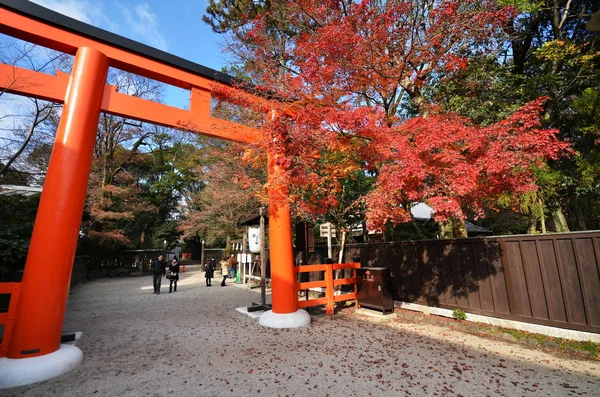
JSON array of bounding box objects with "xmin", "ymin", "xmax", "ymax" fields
[{"xmin": 0, "ymin": 0, "xmax": 308, "ymax": 386}]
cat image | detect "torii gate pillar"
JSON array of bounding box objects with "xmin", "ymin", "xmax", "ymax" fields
[
  {"xmin": 259, "ymin": 115, "xmax": 310, "ymax": 328},
  {"xmin": 0, "ymin": 47, "xmax": 108, "ymax": 387},
  {"xmin": 0, "ymin": 2, "xmax": 309, "ymax": 388}
]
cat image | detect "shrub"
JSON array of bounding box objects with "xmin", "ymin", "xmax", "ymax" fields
[
  {"xmin": 453, "ymin": 308, "xmax": 467, "ymax": 321},
  {"xmin": 0, "ymin": 194, "xmax": 40, "ymax": 280}
]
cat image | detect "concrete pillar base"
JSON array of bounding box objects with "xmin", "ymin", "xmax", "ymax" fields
[
  {"xmin": 0, "ymin": 345, "xmax": 83, "ymax": 389},
  {"xmin": 258, "ymin": 309, "xmax": 311, "ymax": 328}
]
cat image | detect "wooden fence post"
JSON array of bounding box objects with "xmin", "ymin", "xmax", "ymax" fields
[
  {"xmin": 325, "ymin": 264, "xmax": 335, "ymax": 315},
  {"xmin": 0, "ymin": 283, "xmax": 21, "ymax": 357}
]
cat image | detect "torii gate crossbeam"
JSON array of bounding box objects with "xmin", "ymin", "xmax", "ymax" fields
[{"xmin": 0, "ymin": 0, "xmax": 308, "ymax": 387}]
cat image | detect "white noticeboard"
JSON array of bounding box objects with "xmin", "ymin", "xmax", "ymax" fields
[
  {"xmin": 248, "ymin": 227, "xmax": 260, "ymax": 253},
  {"xmin": 319, "ymin": 222, "xmax": 337, "ymax": 238},
  {"xmin": 236, "ymin": 253, "xmax": 242, "ymax": 263}
]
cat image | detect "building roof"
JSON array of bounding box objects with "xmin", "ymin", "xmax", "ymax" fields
[
  {"xmin": 0, "ymin": 184, "xmax": 42, "ymax": 197},
  {"xmin": 239, "ymin": 208, "xmax": 269, "ymax": 226},
  {"xmin": 411, "ymin": 202, "xmax": 491, "ymax": 234},
  {"xmin": 410, "ymin": 202, "xmax": 434, "ymax": 220},
  {"xmin": 587, "ymin": 12, "xmax": 600, "ymax": 31},
  {"xmin": 464, "ymin": 221, "xmax": 492, "ymax": 234}
]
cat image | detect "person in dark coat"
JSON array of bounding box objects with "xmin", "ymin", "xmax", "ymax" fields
[
  {"xmin": 152, "ymin": 254, "xmax": 166, "ymax": 294},
  {"xmin": 168, "ymin": 256, "xmax": 180, "ymax": 293},
  {"xmin": 205, "ymin": 259, "xmax": 215, "ymax": 286}
]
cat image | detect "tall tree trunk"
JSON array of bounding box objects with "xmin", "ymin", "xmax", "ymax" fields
[
  {"xmin": 571, "ymin": 198, "xmax": 588, "ymax": 231},
  {"xmin": 538, "ymin": 198, "xmax": 547, "ymax": 234},
  {"xmin": 0, "ymin": 101, "xmax": 52, "ymax": 179},
  {"xmin": 452, "ymin": 218, "xmax": 468, "ymax": 239},
  {"xmin": 527, "ymin": 219, "xmax": 537, "ymax": 234},
  {"xmin": 439, "ymin": 218, "xmax": 468, "ymax": 239},
  {"xmin": 336, "ymin": 230, "xmax": 347, "ymax": 293},
  {"xmin": 540, "ymin": 216, "xmax": 547, "ymax": 234},
  {"xmin": 0, "ymin": 123, "xmax": 36, "ymax": 178},
  {"xmin": 507, "ymin": 14, "xmax": 542, "ymax": 75},
  {"xmin": 338, "ymin": 231, "xmax": 346, "ymax": 264},
  {"xmin": 551, "ymin": 207, "xmax": 570, "ymax": 232},
  {"xmin": 438, "ymin": 221, "xmax": 454, "ymax": 239}
]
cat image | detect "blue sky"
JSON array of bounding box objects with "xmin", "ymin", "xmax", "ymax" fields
[{"xmin": 30, "ymin": 0, "xmax": 231, "ymax": 107}]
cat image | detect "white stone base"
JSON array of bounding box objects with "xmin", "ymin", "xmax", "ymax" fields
[
  {"xmin": 355, "ymin": 308, "xmax": 397, "ymax": 320},
  {"xmin": 236, "ymin": 306, "xmax": 265, "ymax": 319},
  {"xmin": 0, "ymin": 344, "xmax": 83, "ymax": 389},
  {"xmin": 259, "ymin": 309, "xmax": 311, "ymax": 328}
]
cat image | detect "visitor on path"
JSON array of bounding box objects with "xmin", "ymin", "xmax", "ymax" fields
[
  {"xmin": 168, "ymin": 256, "xmax": 180, "ymax": 293},
  {"xmin": 227, "ymin": 254, "xmax": 237, "ymax": 279},
  {"xmin": 152, "ymin": 254, "xmax": 166, "ymax": 294},
  {"xmin": 220, "ymin": 257, "xmax": 228, "ymax": 287},
  {"xmin": 205, "ymin": 259, "xmax": 215, "ymax": 286}
]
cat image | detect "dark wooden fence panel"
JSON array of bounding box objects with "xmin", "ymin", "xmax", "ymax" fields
[
  {"xmin": 537, "ymin": 239, "xmax": 567, "ymax": 324},
  {"xmin": 473, "ymin": 243, "xmax": 494, "ymax": 312},
  {"xmin": 503, "ymin": 241, "xmax": 531, "ymax": 317},
  {"xmin": 317, "ymin": 231, "xmax": 599, "ymax": 333},
  {"xmin": 487, "ymin": 241, "xmax": 511, "ymax": 315},
  {"xmin": 556, "ymin": 238, "xmax": 588, "ymax": 326},
  {"xmin": 440, "ymin": 244, "xmax": 456, "ymax": 307},
  {"xmin": 522, "ymin": 240, "xmax": 549, "ymax": 320},
  {"xmin": 574, "ymin": 237, "xmax": 600, "ymax": 327},
  {"xmin": 71, "ymin": 256, "xmax": 88, "ymax": 287}
]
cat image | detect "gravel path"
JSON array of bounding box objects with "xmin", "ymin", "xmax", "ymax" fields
[{"xmin": 6, "ymin": 264, "xmax": 599, "ymax": 396}]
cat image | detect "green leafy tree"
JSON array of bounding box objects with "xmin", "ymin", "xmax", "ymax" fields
[
  {"xmin": 0, "ymin": 195, "xmax": 39, "ymax": 279},
  {"xmin": 431, "ymin": 0, "xmax": 599, "ymax": 232}
]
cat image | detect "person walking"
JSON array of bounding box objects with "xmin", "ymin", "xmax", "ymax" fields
[
  {"xmin": 220, "ymin": 257, "xmax": 228, "ymax": 287},
  {"xmin": 152, "ymin": 254, "xmax": 166, "ymax": 294},
  {"xmin": 227, "ymin": 254, "xmax": 237, "ymax": 279},
  {"xmin": 168, "ymin": 256, "xmax": 180, "ymax": 293},
  {"xmin": 205, "ymin": 259, "xmax": 215, "ymax": 286}
]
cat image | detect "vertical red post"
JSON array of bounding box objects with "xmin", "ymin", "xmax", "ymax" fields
[
  {"xmin": 325, "ymin": 264, "xmax": 335, "ymax": 315},
  {"xmin": 7, "ymin": 47, "xmax": 109, "ymax": 359},
  {"xmin": 267, "ymin": 114, "xmax": 297, "ymax": 315},
  {"xmin": 353, "ymin": 266, "xmax": 358, "ymax": 308},
  {"xmin": 0, "ymin": 283, "xmax": 21, "ymax": 357}
]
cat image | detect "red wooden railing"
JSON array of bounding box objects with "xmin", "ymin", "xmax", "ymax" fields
[
  {"xmin": 0, "ymin": 282, "xmax": 21, "ymax": 357},
  {"xmin": 296, "ymin": 262, "xmax": 360, "ymax": 315}
]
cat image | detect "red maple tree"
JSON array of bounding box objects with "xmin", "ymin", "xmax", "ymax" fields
[{"xmin": 212, "ymin": 0, "xmax": 570, "ymax": 232}]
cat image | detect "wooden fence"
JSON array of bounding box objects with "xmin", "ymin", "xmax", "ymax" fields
[
  {"xmin": 0, "ymin": 282, "xmax": 20, "ymax": 357},
  {"xmin": 71, "ymin": 256, "xmax": 88, "ymax": 287},
  {"xmin": 65, "ymin": 231, "xmax": 599, "ymax": 334},
  {"xmin": 296, "ymin": 262, "xmax": 360, "ymax": 315},
  {"xmin": 309, "ymin": 232, "xmax": 599, "ymax": 334}
]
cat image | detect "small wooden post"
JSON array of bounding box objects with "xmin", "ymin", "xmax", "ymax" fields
[
  {"xmin": 200, "ymin": 240, "xmax": 205, "ymax": 270},
  {"xmin": 325, "ymin": 264, "xmax": 335, "ymax": 315},
  {"xmin": 0, "ymin": 283, "xmax": 21, "ymax": 357},
  {"xmin": 327, "ymin": 224, "xmax": 333, "ymax": 260},
  {"xmin": 260, "ymin": 207, "xmax": 267, "ymax": 305}
]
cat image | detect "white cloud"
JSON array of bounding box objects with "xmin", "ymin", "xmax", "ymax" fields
[
  {"xmin": 30, "ymin": 0, "xmax": 120, "ymax": 33},
  {"xmin": 30, "ymin": 0, "xmax": 99, "ymax": 24},
  {"xmin": 120, "ymin": 3, "xmax": 168, "ymax": 51},
  {"xmin": 29, "ymin": 1, "xmax": 168, "ymax": 52}
]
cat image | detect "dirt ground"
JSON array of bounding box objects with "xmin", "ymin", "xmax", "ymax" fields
[{"xmin": 5, "ymin": 264, "xmax": 599, "ymax": 396}]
